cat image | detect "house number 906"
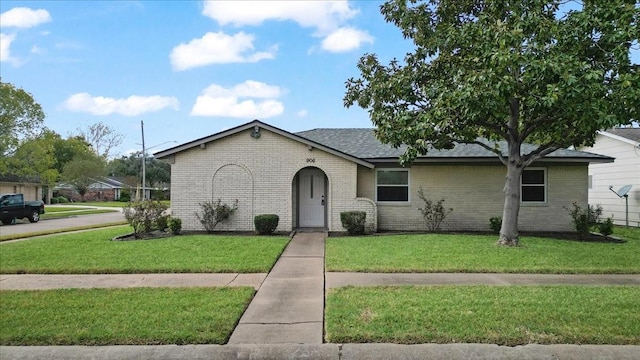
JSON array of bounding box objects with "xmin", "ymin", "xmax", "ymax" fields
[{"xmin": 306, "ymin": 158, "xmax": 315, "ymax": 163}]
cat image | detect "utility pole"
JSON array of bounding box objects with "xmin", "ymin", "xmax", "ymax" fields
[{"xmin": 141, "ymin": 120, "xmax": 146, "ymax": 200}]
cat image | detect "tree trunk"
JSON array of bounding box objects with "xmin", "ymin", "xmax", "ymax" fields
[{"xmin": 498, "ymin": 159, "xmax": 524, "ymax": 246}]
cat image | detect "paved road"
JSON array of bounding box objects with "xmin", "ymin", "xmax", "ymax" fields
[{"xmin": 0, "ymin": 206, "xmax": 125, "ymax": 237}]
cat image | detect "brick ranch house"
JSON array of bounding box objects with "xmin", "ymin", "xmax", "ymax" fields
[{"xmin": 154, "ymin": 120, "xmax": 613, "ymax": 234}]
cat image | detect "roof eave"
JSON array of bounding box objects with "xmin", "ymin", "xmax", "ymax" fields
[
  {"xmin": 597, "ymin": 130, "xmax": 640, "ymax": 146},
  {"xmin": 154, "ymin": 120, "xmax": 375, "ymax": 169}
]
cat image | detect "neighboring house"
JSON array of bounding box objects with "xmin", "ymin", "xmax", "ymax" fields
[
  {"xmin": 0, "ymin": 175, "xmax": 42, "ymax": 202},
  {"xmin": 54, "ymin": 177, "xmax": 128, "ymax": 202},
  {"xmin": 155, "ymin": 120, "xmax": 613, "ymax": 234},
  {"xmin": 579, "ymin": 128, "xmax": 640, "ymax": 227}
]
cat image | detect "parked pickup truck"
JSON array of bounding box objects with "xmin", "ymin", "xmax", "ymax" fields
[{"xmin": 0, "ymin": 193, "xmax": 45, "ymax": 225}]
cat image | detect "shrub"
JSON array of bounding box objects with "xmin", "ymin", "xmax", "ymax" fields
[
  {"xmin": 340, "ymin": 211, "xmax": 366, "ymax": 235},
  {"xmin": 57, "ymin": 196, "xmax": 69, "ymax": 203},
  {"xmin": 123, "ymin": 200, "xmax": 169, "ymax": 238},
  {"xmin": 254, "ymin": 214, "xmax": 279, "ymax": 235},
  {"xmin": 597, "ymin": 217, "xmax": 614, "ymax": 236},
  {"xmin": 195, "ymin": 199, "xmax": 238, "ymax": 233},
  {"xmin": 489, "ymin": 216, "xmax": 502, "ymax": 233},
  {"xmin": 156, "ymin": 215, "xmax": 169, "ymax": 231},
  {"xmin": 565, "ymin": 202, "xmax": 603, "ymax": 238},
  {"xmin": 119, "ymin": 190, "xmax": 131, "ymax": 202},
  {"xmin": 417, "ymin": 188, "xmax": 453, "ymax": 232},
  {"xmin": 51, "ymin": 197, "xmax": 59, "ymax": 204},
  {"xmin": 168, "ymin": 217, "xmax": 182, "ymax": 235}
]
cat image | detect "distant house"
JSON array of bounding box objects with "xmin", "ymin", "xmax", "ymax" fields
[
  {"xmin": 579, "ymin": 128, "xmax": 640, "ymax": 227},
  {"xmin": 54, "ymin": 177, "xmax": 128, "ymax": 202},
  {"xmin": 0, "ymin": 175, "xmax": 43, "ymax": 202},
  {"xmin": 155, "ymin": 120, "xmax": 613, "ymax": 234}
]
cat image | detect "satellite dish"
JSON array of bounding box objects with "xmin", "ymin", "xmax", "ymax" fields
[{"xmin": 617, "ymin": 185, "xmax": 633, "ymax": 197}]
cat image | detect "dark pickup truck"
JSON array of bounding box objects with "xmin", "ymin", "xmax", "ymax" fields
[{"xmin": 0, "ymin": 193, "xmax": 45, "ymax": 225}]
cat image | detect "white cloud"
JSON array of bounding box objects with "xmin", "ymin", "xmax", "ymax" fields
[
  {"xmin": 30, "ymin": 45, "xmax": 44, "ymax": 54},
  {"xmin": 191, "ymin": 80, "xmax": 284, "ymax": 119},
  {"xmin": 321, "ymin": 27, "xmax": 374, "ymax": 53},
  {"xmin": 170, "ymin": 31, "xmax": 276, "ymax": 71},
  {"xmin": 62, "ymin": 93, "xmax": 180, "ymax": 116},
  {"xmin": 0, "ymin": 33, "xmax": 17, "ymax": 63},
  {"xmin": 0, "ymin": 7, "xmax": 51, "ymax": 29},
  {"xmin": 202, "ymin": 0, "xmax": 357, "ymax": 34}
]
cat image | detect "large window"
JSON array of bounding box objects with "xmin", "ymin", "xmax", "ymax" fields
[
  {"xmin": 521, "ymin": 168, "xmax": 546, "ymax": 203},
  {"xmin": 376, "ymin": 169, "xmax": 409, "ymax": 202}
]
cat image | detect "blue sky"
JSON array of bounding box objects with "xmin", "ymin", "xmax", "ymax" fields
[
  {"xmin": 1, "ymin": 1, "xmax": 413, "ymax": 156},
  {"xmin": 1, "ymin": 1, "xmax": 638, "ymax": 158}
]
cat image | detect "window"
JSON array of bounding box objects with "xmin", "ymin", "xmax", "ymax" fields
[
  {"xmin": 521, "ymin": 168, "xmax": 546, "ymax": 202},
  {"xmin": 376, "ymin": 169, "xmax": 409, "ymax": 202}
]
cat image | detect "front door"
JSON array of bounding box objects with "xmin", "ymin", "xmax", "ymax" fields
[{"xmin": 298, "ymin": 169, "xmax": 326, "ymax": 227}]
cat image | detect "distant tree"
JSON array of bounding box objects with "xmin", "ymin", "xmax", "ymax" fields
[
  {"xmin": 77, "ymin": 121, "xmax": 124, "ymax": 159},
  {"xmin": 107, "ymin": 152, "xmax": 170, "ymax": 187},
  {"xmin": 345, "ymin": 0, "xmax": 639, "ymax": 246},
  {"xmin": 8, "ymin": 132, "xmax": 58, "ymax": 188},
  {"xmin": 61, "ymin": 153, "xmax": 106, "ymax": 201},
  {"xmin": 0, "ymin": 81, "xmax": 46, "ymax": 172}
]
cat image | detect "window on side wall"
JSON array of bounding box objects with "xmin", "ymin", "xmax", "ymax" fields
[
  {"xmin": 521, "ymin": 168, "xmax": 546, "ymax": 203},
  {"xmin": 376, "ymin": 169, "xmax": 409, "ymax": 202}
]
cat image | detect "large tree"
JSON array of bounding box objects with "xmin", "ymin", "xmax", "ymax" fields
[
  {"xmin": 0, "ymin": 81, "xmax": 46, "ymax": 172},
  {"xmin": 345, "ymin": 0, "xmax": 639, "ymax": 246}
]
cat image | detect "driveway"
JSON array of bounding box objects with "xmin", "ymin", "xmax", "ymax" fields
[{"xmin": 0, "ymin": 207, "xmax": 125, "ymax": 237}]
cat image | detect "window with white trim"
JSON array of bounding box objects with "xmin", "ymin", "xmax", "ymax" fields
[
  {"xmin": 521, "ymin": 168, "xmax": 546, "ymax": 202},
  {"xmin": 376, "ymin": 169, "xmax": 409, "ymax": 202}
]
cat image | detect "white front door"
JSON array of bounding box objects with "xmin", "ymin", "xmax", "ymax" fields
[{"xmin": 299, "ymin": 169, "xmax": 326, "ymax": 227}]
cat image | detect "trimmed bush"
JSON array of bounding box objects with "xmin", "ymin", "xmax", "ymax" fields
[
  {"xmin": 254, "ymin": 214, "xmax": 279, "ymax": 235},
  {"xmin": 489, "ymin": 217, "xmax": 502, "ymax": 233},
  {"xmin": 156, "ymin": 215, "xmax": 169, "ymax": 231},
  {"xmin": 340, "ymin": 211, "xmax": 366, "ymax": 235},
  {"xmin": 168, "ymin": 217, "xmax": 182, "ymax": 235},
  {"xmin": 51, "ymin": 198, "xmax": 59, "ymax": 204}
]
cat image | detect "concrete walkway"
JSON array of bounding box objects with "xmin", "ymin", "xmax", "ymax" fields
[
  {"xmin": 228, "ymin": 232, "xmax": 326, "ymax": 344},
  {"xmin": 0, "ymin": 273, "xmax": 267, "ymax": 290}
]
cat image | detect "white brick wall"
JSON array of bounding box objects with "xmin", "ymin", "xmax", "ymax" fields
[
  {"xmin": 358, "ymin": 164, "xmax": 587, "ymax": 232},
  {"xmin": 170, "ymin": 128, "xmax": 376, "ymax": 232}
]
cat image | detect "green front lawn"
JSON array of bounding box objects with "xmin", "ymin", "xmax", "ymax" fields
[
  {"xmin": 0, "ymin": 226, "xmax": 289, "ymax": 273},
  {"xmin": 1, "ymin": 287, "xmax": 254, "ymax": 345},
  {"xmin": 326, "ymin": 229, "xmax": 640, "ymax": 274},
  {"xmin": 326, "ymin": 285, "xmax": 640, "ymax": 345}
]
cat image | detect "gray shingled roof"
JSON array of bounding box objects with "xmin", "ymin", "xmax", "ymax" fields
[
  {"xmin": 296, "ymin": 128, "xmax": 612, "ymax": 162},
  {"xmin": 605, "ymin": 128, "xmax": 640, "ymax": 143}
]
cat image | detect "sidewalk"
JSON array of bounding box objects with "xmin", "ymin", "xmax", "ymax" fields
[{"xmin": 228, "ymin": 232, "xmax": 326, "ymax": 344}]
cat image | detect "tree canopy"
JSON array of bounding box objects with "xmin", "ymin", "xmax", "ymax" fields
[
  {"xmin": 0, "ymin": 81, "xmax": 45, "ymax": 167},
  {"xmin": 345, "ymin": 0, "xmax": 639, "ymax": 245}
]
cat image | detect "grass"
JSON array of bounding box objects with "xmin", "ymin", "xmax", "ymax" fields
[
  {"xmin": 41, "ymin": 209, "xmax": 118, "ymax": 219},
  {"xmin": 326, "ymin": 227, "xmax": 640, "ymax": 274},
  {"xmin": 0, "ymin": 226, "xmax": 289, "ymax": 273},
  {"xmin": 0, "ymin": 222, "xmax": 129, "ymax": 242},
  {"xmin": 78, "ymin": 200, "xmax": 170, "ymax": 208},
  {"xmin": 0, "ymin": 287, "xmax": 254, "ymax": 345},
  {"xmin": 325, "ymin": 285, "xmax": 640, "ymax": 345}
]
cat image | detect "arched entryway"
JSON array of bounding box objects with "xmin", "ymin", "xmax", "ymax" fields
[{"xmin": 293, "ymin": 167, "xmax": 327, "ymax": 229}]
